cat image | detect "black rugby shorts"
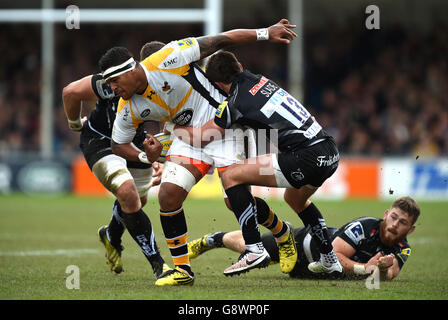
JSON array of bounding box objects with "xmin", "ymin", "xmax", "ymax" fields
[{"xmin": 277, "ymin": 138, "xmax": 339, "ymax": 189}]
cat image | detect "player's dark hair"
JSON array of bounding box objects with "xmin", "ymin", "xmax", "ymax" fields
[
  {"xmin": 205, "ymin": 51, "xmax": 241, "ymax": 84},
  {"xmin": 392, "ymin": 196, "xmax": 420, "ymax": 224},
  {"xmin": 98, "ymin": 46, "xmax": 133, "ymax": 73},
  {"xmin": 140, "ymin": 41, "xmax": 166, "ymax": 61}
]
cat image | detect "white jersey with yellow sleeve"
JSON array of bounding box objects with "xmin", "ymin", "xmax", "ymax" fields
[{"xmin": 111, "ymin": 37, "xmax": 245, "ymax": 168}]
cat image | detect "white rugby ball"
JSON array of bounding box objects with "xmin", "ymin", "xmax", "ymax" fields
[{"xmin": 154, "ymin": 132, "xmax": 173, "ymax": 163}]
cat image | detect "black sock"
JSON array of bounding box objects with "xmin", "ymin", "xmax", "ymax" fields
[
  {"xmin": 120, "ymin": 208, "xmax": 164, "ymax": 267},
  {"xmin": 108, "ymin": 200, "xmax": 126, "ymax": 249},
  {"xmin": 298, "ymin": 203, "xmax": 333, "ymax": 254},
  {"xmin": 255, "ymin": 197, "xmax": 288, "ymax": 239},
  {"xmin": 207, "ymin": 232, "xmax": 226, "ymax": 248},
  {"xmin": 160, "ymin": 207, "xmax": 192, "ymax": 275},
  {"xmin": 225, "ymin": 185, "xmax": 261, "ymax": 247}
]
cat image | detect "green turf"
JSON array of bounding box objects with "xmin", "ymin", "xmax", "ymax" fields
[{"xmin": 0, "ymin": 194, "xmax": 447, "ymax": 300}]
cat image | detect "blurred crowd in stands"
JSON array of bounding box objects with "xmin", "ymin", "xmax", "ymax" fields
[{"xmin": 1, "ymin": 19, "xmax": 447, "ymax": 158}]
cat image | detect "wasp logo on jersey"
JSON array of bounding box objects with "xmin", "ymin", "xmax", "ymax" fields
[
  {"xmin": 397, "ymin": 248, "xmax": 411, "ymax": 264},
  {"xmin": 162, "ymin": 81, "xmax": 171, "ymax": 91},
  {"xmin": 162, "ymin": 81, "xmax": 174, "ymax": 94},
  {"xmin": 216, "ymin": 101, "xmax": 228, "ymax": 118},
  {"xmin": 177, "ymin": 38, "xmax": 195, "ymax": 50}
]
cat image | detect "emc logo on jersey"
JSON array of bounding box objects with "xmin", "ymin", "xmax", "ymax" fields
[{"xmin": 163, "ymin": 57, "xmax": 178, "ymax": 68}]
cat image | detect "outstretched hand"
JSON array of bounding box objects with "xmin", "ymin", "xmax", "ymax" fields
[
  {"xmin": 377, "ymin": 253, "xmax": 395, "ymax": 270},
  {"xmin": 366, "ymin": 252, "xmax": 394, "ymax": 273},
  {"xmin": 268, "ymin": 19, "xmax": 298, "ymax": 44}
]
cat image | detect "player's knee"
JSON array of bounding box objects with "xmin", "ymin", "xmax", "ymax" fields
[
  {"xmin": 158, "ymin": 182, "xmax": 187, "ymax": 211},
  {"xmin": 284, "ymin": 190, "xmax": 302, "ymax": 212},
  {"xmin": 221, "ymin": 166, "xmax": 240, "ymax": 189},
  {"xmin": 224, "ymin": 197, "xmax": 232, "ymax": 211},
  {"xmin": 116, "ymin": 180, "xmax": 141, "ymax": 213},
  {"xmin": 140, "ymin": 195, "xmax": 148, "ymax": 208},
  {"xmin": 284, "ymin": 191, "xmax": 309, "ymax": 214},
  {"xmin": 283, "ymin": 191, "xmax": 294, "ymax": 206}
]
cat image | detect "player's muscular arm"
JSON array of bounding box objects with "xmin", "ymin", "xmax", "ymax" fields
[
  {"xmin": 111, "ymin": 141, "xmax": 143, "ymax": 163},
  {"xmin": 62, "ymin": 75, "xmax": 97, "ymax": 130},
  {"xmin": 197, "ymin": 34, "xmax": 233, "ymax": 60},
  {"xmin": 332, "ymin": 237, "xmax": 362, "ymax": 275},
  {"xmin": 112, "ymin": 135, "xmax": 162, "ymax": 164},
  {"xmin": 334, "ymin": 234, "xmax": 401, "ymax": 279},
  {"xmin": 196, "ymin": 18, "xmax": 297, "ymax": 60}
]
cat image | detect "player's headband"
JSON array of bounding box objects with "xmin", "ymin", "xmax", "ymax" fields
[{"xmin": 102, "ymin": 57, "xmax": 136, "ymax": 81}]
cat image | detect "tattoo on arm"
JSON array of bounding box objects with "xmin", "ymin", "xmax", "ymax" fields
[{"xmin": 197, "ymin": 34, "xmax": 233, "ymax": 59}]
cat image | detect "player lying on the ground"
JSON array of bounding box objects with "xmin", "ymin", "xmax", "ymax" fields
[
  {"xmin": 188, "ymin": 196, "xmax": 419, "ymax": 280},
  {"xmin": 62, "ymin": 41, "xmax": 171, "ymax": 278},
  {"xmin": 100, "ymin": 19, "xmax": 298, "ymax": 286},
  {"xmin": 170, "ymin": 50, "xmax": 341, "ymax": 276}
]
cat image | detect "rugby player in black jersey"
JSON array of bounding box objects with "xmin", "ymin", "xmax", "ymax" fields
[
  {"xmin": 188, "ymin": 196, "xmax": 419, "ymax": 280},
  {"xmin": 62, "ymin": 41, "xmax": 172, "ymax": 278},
  {"xmin": 171, "ymin": 50, "xmax": 343, "ymax": 276}
]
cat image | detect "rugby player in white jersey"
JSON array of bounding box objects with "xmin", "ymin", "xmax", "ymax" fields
[
  {"xmin": 99, "ymin": 19, "xmax": 297, "ymax": 286},
  {"xmin": 63, "ymin": 42, "xmax": 171, "ymax": 278}
]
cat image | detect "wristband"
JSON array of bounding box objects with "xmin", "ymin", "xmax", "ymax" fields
[
  {"xmin": 68, "ymin": 117, "xmax": 83, "ymax": 131},
  {"xmin": 353, "ymin": 264, "xmax": 367, "ymax": 275},
  {"xmin": 256, "ymin": 28, "xmax": 269, "ymax": 41},
  {"xmin": 138, "ymin": 152, "xmax": 151, "ymax": 164},
  {"xmin": 164, "ymin": 121, "xmax": 175, "ymax": 133}
]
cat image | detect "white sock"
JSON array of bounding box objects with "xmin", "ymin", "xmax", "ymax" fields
[
  {"xmin": 246, "ymin": 242, "xmax": 264, "ymax": 254},
  {"xmin": 321, "ymin": 250, "xmax": 339, "ymax": 267}
]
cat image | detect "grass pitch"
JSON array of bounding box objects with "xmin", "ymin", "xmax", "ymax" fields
[{"xmin": 0, "ymin": 194, "xmax": 447, "ymax": 300}]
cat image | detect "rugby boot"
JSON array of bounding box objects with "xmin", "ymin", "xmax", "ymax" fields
[
  {"xmin": 187, "ymin": 233, "xmax": 213, "ymax": 259},
  {"xmin": 98, "ymin": 225, "xmax": 124, "ymax": 274},
  {"xmin": 277, "ymin": 221, "xmax": 298, "ymax": 273},
  {"xmin": 155, "ymin": 266, "xmax": 194, "ymax": 286},
  {"xmin": 308, "ymin": 251, "xmax": 343, "ymax": 274},
  {"xmin": 223, "ymin": 249, "xmax": 270, "ymax": 276}
]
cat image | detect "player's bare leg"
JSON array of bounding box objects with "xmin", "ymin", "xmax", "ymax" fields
[
  {"xmin": 188, "ymin": 230, "xmax": 245, "ymax": 260},
  {"xmin": 221, "ymin": 154, "xmax": 278, "ymax": 189}
]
